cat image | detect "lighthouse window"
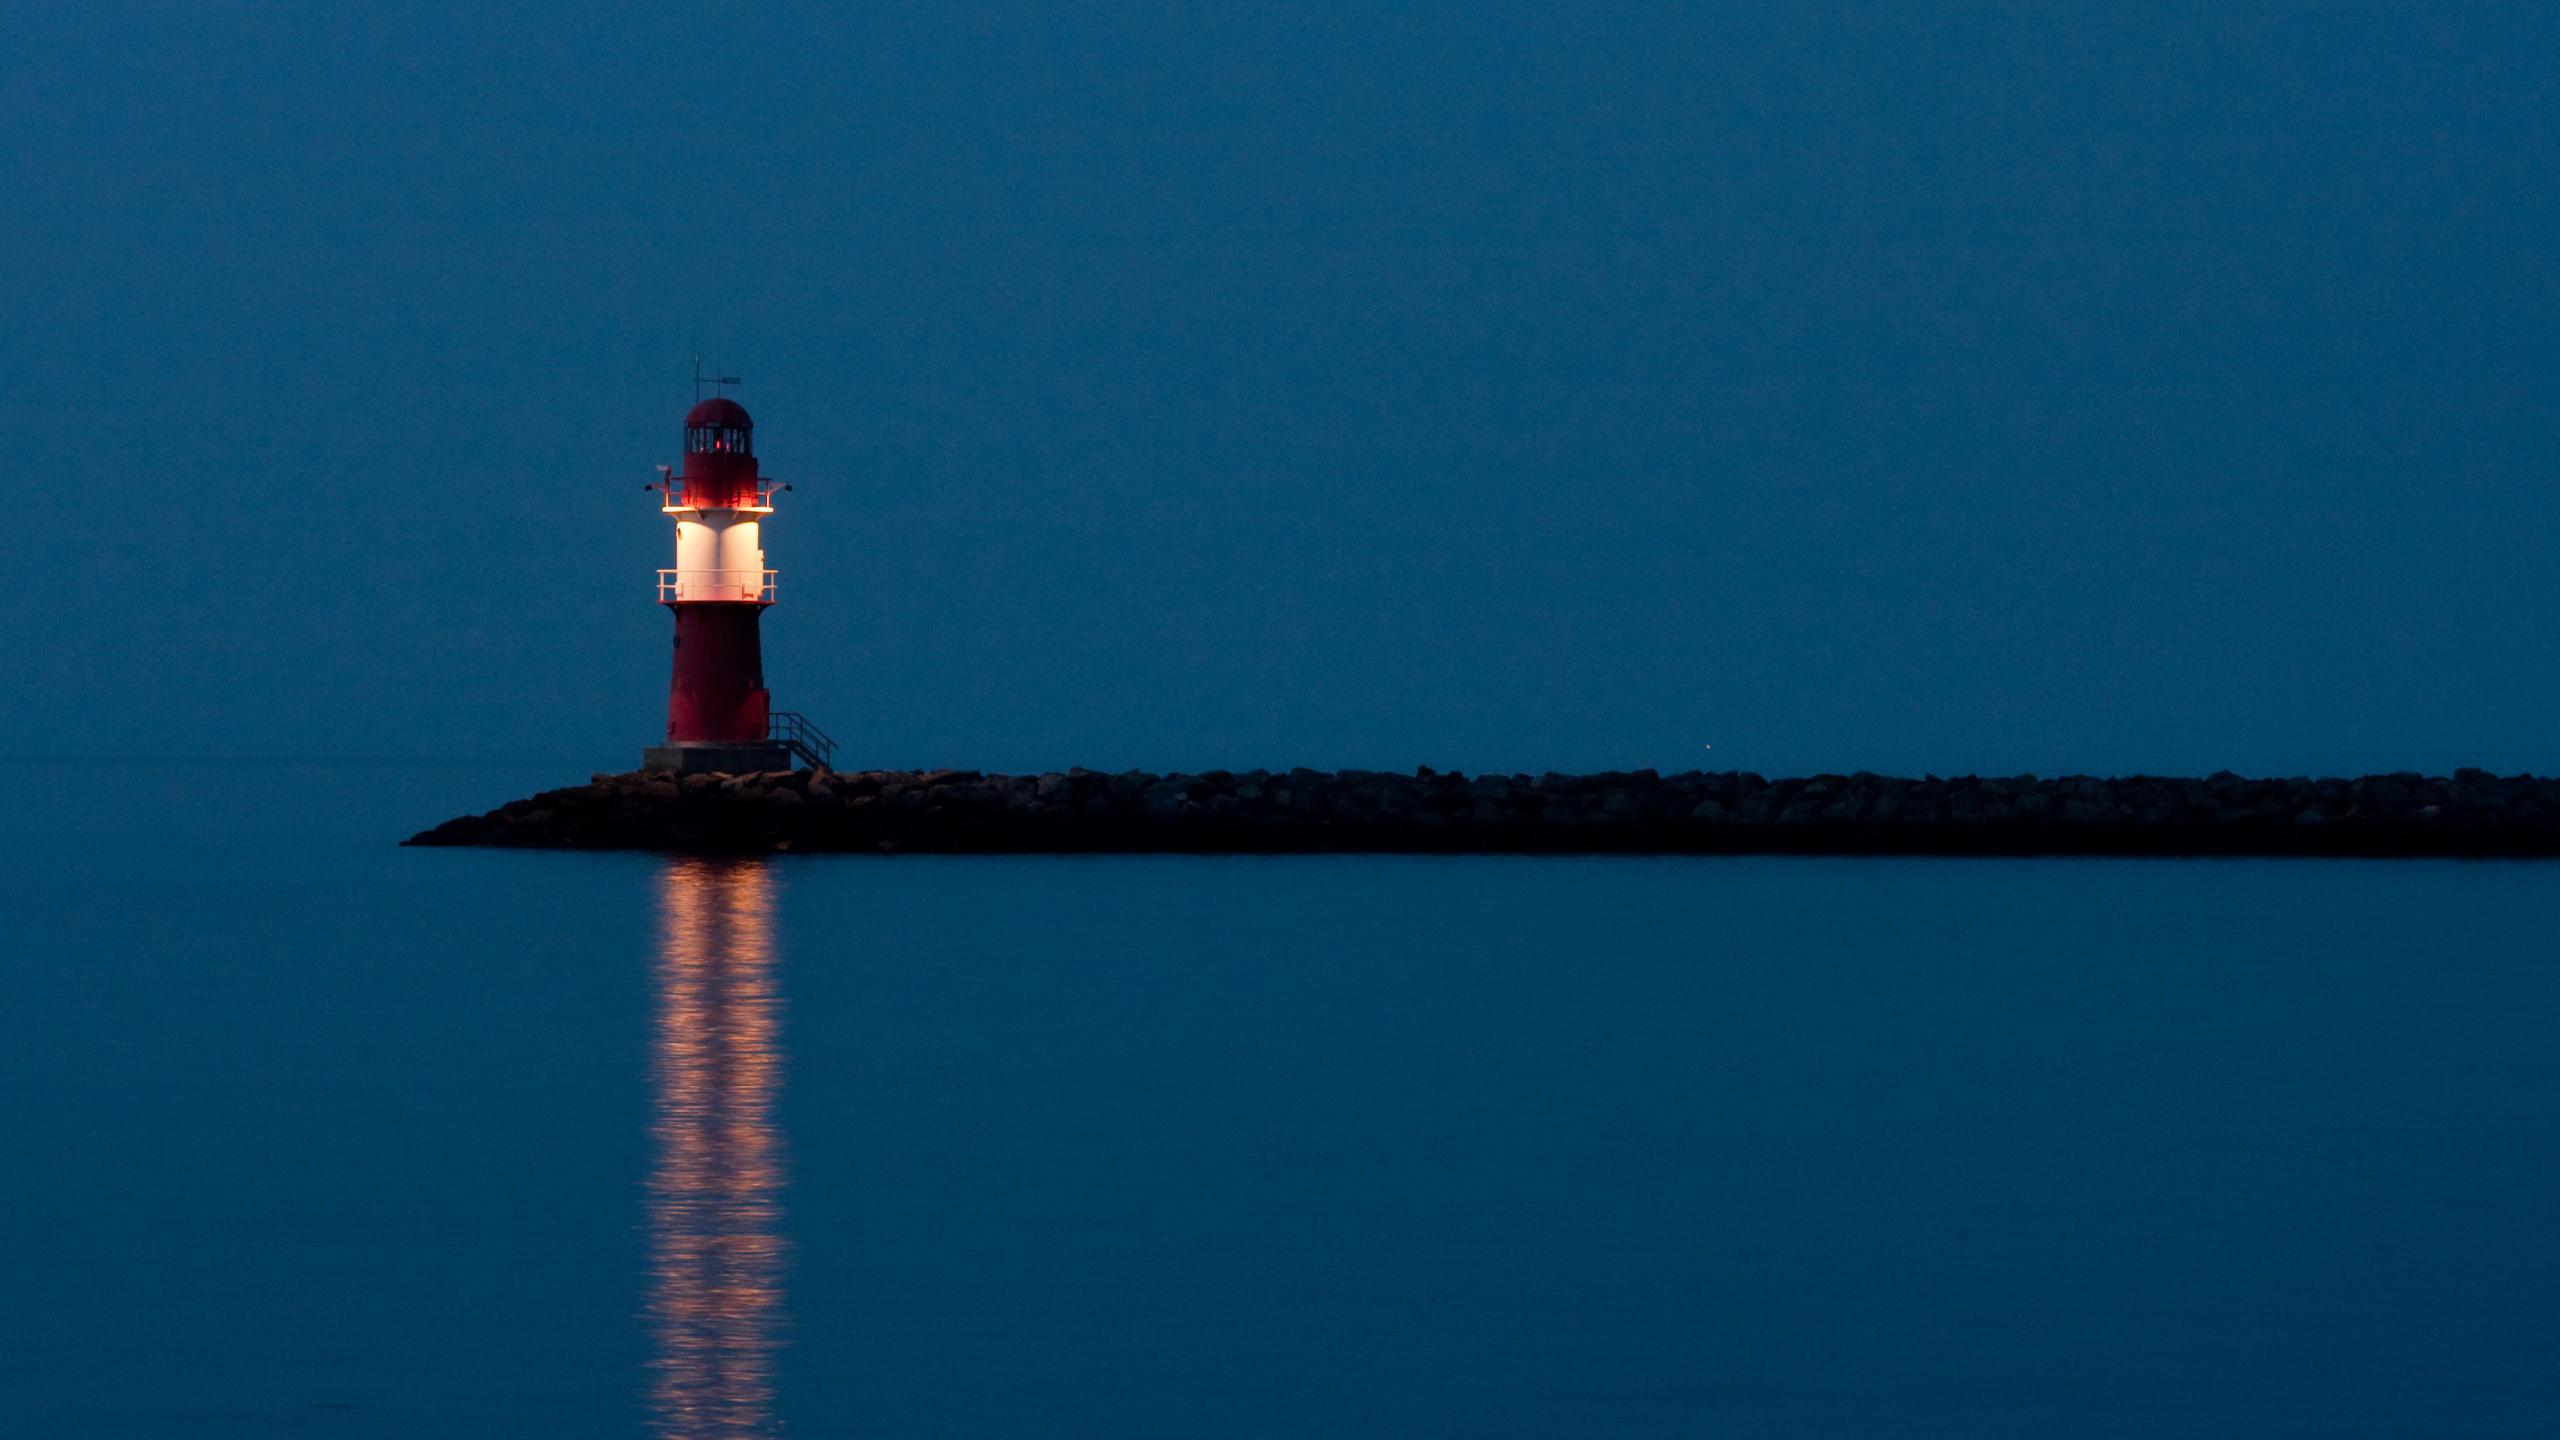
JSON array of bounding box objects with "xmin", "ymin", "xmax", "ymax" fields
[{"xmin": 685, "ymin": 424, "xmax": 754, "ymax": 456}]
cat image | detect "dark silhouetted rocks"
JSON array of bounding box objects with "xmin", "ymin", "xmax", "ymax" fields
[{"xmin": 401, "ymin": 766, "xmax": 2560, "ymax": 857}]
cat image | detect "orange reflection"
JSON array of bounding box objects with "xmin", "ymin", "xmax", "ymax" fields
[{"xmin": 649, "ymin": 857, "xmax": 786, "ymax": 1438}]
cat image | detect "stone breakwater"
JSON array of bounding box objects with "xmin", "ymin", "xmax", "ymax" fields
[{"xmin": 403, "ymin": 766, "xmax": 2560, "ymax": 857}]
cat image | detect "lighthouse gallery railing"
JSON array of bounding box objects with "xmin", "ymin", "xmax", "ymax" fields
[
  {"xmin": 658, "ymin": 569, "xmax": 777, "ymax": 604},
  {"xmin": 659, "ymin": 479, "xmax": 781, "ymax": 514}
]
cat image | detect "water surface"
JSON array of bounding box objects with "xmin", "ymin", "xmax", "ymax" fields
[{"xmin": 5, "ymin": 762, "xmax": 2558, "ymax": 1436}]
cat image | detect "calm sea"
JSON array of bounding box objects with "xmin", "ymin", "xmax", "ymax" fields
[{"xmin": 7, "ymin": 761, "xmax": 2560, "ymax": 1437}]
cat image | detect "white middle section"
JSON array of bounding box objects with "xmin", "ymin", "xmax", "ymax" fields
[{"xmin": 672, "ymin": 512, "xmax": 766, "ymax": 601}]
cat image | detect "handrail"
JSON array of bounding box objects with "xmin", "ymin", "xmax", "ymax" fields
[
  {"xmin": 657, "ymin": 569, "xmax": 776, "ymax": 603},
  {"xmin": 768, "ymin": 711, "xmax": 836, "ymax": 771},
  {"xmin": 659, "ymin": 478, "xmax": 781, "ymax": 514}
]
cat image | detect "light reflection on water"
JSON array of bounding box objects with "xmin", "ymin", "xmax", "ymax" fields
[{"xmin": 649, "ymin": 858, "xmax": 786, "ymax": 1438}]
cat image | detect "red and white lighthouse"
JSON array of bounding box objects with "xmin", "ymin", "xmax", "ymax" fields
[{"xmin": 642, "ymin": 397, "xmax": 832, "ymax": 775}]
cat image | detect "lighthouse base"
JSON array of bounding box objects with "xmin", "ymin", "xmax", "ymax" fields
[{"xmin": 643, "ymin": 741, "xmax": 797, "ymax": 777}]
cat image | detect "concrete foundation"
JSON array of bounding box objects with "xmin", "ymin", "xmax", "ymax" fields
[{"xmin": 643, "ymin": 742, "xmax": 796, "ymax": 776}]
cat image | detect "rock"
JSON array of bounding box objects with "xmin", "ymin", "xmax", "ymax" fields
[{"xmin": 399, "ymin": 766, "xmax": 2560, "ymax": 856}]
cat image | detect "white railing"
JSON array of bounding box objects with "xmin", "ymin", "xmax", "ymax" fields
[
  {"xmin": 658, "ymin": 479, "xmax": 780, "ymax": 514},
  {"xmin": 658, "ymin": 569, "xmax": 777, "ymax": 603}
]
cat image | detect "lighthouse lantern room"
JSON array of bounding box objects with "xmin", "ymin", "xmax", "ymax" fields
[{"xmin": 641, "ymin": 396, "xmax": 834, "ymax": 775}]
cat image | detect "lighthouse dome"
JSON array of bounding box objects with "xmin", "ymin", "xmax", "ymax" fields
[{"xmin": 684, "ymin": 397, "xmax": 754, "ymax": 456}]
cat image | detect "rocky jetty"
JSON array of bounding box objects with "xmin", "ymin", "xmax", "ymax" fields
[{"xmin": 403, "ymin": 766, "xmax": 2560, "ymax": 857}]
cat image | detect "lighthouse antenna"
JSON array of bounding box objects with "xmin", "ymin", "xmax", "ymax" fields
[{"xmin": 691, "ymin": 354, "xmax": 743, "ymax": 401}]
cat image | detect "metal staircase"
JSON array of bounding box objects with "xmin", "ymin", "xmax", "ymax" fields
[{"xmin": 767, "ymin": 711, "xmax": 836, "ymax": 772}]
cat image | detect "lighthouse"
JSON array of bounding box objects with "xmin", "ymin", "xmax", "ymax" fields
[{"xmin": 641, "ymin": 396, "xmax": 834, "ymax": 776}]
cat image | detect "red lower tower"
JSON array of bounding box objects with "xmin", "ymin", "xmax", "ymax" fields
[{"xmin": 642, "ymin": 397, "xmax": 831, "ymax": 775}]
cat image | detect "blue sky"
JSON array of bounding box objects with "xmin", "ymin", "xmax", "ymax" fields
[{"xmin": 4, "ymin": 2, "xmax": 2554, "ymax": 778}]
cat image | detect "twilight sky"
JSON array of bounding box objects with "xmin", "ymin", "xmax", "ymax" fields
[{"xmin": 4, "ymin": 2, "xmax": 2554, "ymax": 779}]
